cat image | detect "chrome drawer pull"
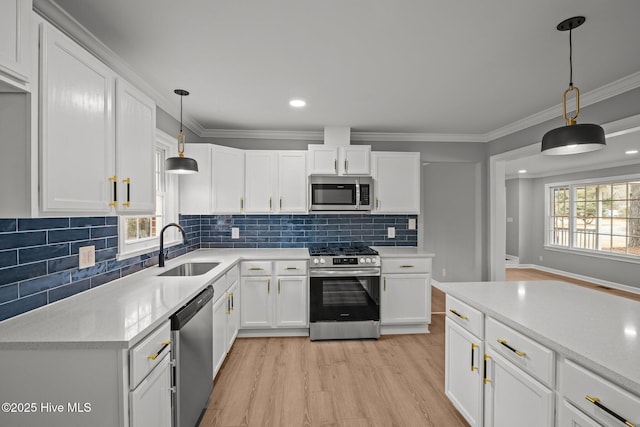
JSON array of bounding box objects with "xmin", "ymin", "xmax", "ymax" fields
[
  {"xmin": 449, "ymin": 308, "xmax": 468, "ymax": 320},
  {"xmin": 496, "ymin": 339, "xmax": 526, "ymax": 357},
  {"xmin": 585, "ymin": 395, "xmax": 635, "ymax": 427},
  {"xmin": 147, "ymin": 341, "xmax": 171, "ymax": 360},
  {"xmin": 248, "ymin": 267, "xmax": 264, "ymax": 271},
  {"xmin": 400, "ymin": 265, "xmax": 415, "ymax": 268},
  {"xmin": 285, "ymin": 267, "xmax": 298, "ymax": 270}
]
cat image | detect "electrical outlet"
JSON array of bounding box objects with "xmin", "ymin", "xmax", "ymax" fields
[
  {"xmin": 507, "ymin": 217, "xmax": 514, "ymax": 223},
  {"xmin": 231, "ymin": 227, "xmax": 240, "ymax": 239},
  {"xmin": 388, "ymin": 227, "xmax": 396, "ymax": 238},
  {"xmin": 79, "ymin": 246, "xmax": 95, "ymax": 269},
  {"xmin": 442, "ymin": 268, "xmax": 446, "ymax": 277},
  {"xmin": 408, "ymin": 218, "xmax": 416, "ymax": 230}
]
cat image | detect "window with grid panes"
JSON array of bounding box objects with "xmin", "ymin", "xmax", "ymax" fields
[{"xmin": 546, "ymin": 176, "xmax": 640, "ymax": 259}]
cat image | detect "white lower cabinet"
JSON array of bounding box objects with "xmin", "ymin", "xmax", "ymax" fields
[
  {"xmin": 381, "ymin": 274, "xmax": 430, "ymax": 324},
  {"xmin": 130, "ymin": 353, "xmax": 172, "ymax": 427},
  {"xmin": 275, "ymin": 276, "xmax": 308, "ymax": 327},
  {"xmin": 559, "ymin": 400, "xmax": 603, "ymax": 427},
  {"xmin": 240, "ymin": 260, "xmax": 308, "ymax": 333},
  {"xmin": 484, "ymin": 350, "xmax": 554, "ymax": 427},
  {"xmin": 380, "ymin": 257, "xmax": 431, "ymax": 333},
  {"xmin": 212, "ymin": 267, "xmax": 240, "ymax": 379},
  {"xmin": 445, "ymin": 318, "xmax": 484, "ymax": 426}
]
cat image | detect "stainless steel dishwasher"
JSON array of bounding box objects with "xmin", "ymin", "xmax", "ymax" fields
[{"xmin": 171, "ymin": 285, "xmax": 214, "ymax": 427}]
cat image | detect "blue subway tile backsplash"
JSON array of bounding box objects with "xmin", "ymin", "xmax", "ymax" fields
[{"xmin": 0, "ymin": 213, "xmax": 416, "ymax": 321}]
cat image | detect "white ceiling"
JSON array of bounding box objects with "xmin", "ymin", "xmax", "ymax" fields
[{"xmin": 47, "ymin": 0, "xmax": 640, "ymax": 140}]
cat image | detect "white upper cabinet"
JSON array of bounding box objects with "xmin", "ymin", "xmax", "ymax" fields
[
  {"xmin": 38, "ymin": 21, "xmax": 156, "ymax": 216},
  {"xmin": 0, "ymin": 0, "xmax": 31, "ymax": 87},
  {"xmin": 277, "ymin": 151, "xmax": 307, "ymax": 213},
  {"xmin": 180, "ymin": 144, "xmax": 246, "ymax": 214},
  {"xmin": 340, "ymin": 146, "xmax": 370, "ymax": 175},
  {"xmin": 39, "ymin": 22, "xmax": 115, "ymax": 214},
  {"xmin": 179, "ymin": 143, "xmax": 213, "ymax": 214},
  {"xmin": 245, "ymin": 151, "xmax": 277, "ymax": 213},
  {"xmin": 372, "ymin": 152, "xmax": 420, "ymax": 214},
  {"xmin": 212, "ymin": 145, "xmax": 245, "ymax": 213},
  {"xmin": 307, "ymin": 145, "xmax": 371, "ymax": 176},
  {"xmin": 115, "ymin": 77, "xmax": 156, "ymax": 214}
]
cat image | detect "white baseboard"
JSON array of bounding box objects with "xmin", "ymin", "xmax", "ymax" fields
[{"xmin": 506, "ymin": 264, "xmax": 640, "ymax": 295}]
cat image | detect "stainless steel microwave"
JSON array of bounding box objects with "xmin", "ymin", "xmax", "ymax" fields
[{"xmin": 309, "ymin": 176, "xmax": 373, "ymax": 211}]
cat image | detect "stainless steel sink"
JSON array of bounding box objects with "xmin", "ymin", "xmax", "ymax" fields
[{"xmin": 158, "ymin": 262, "xmax": 219, "ymax": 277}]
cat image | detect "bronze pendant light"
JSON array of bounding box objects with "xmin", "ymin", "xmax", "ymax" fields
[
  {"xmin": 166, "ymin": 89, "xmax": 199, "ymax": 174},
  {"xmin": 541, "ymin": 16, "xmax": 606, "ymax": 155}
]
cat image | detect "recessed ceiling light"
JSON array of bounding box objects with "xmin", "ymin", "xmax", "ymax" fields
[
  {"xmin": 518, "ymin": 169, "xmax": 527, "ymax": 174},
  {"xmin": 289, "ymin": 99, "xmax": 306, "ymax": 108},
  {"xmin": 625, "ymin": 149, "xmax": 639, "ymax": 155}
]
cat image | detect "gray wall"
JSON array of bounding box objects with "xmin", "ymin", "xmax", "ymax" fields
[
  {"xmin": 505, "ymin": 179, "xmax": 520, "ymax": 257},
  {"xmin": 423, "ymin": 162, "xmax": 482, "ymax": 282},
  {"xmin": 518, "ymin": 164, "xmax": 640, "ymax": 289}
]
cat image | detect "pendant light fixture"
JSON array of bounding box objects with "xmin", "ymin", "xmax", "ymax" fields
[
  {"xmin": 541, "ymin": 16, "xmax": 605, "ymax": 155},
  {"xmin": 166, "ymin": 89, "xmax": 199, "ymax": 174}
]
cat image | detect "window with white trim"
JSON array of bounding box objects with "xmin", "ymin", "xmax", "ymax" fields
[
  {"xmin": 546, "ymin": 175, "xmax": 640, "ymax": 258},
  {"xmin": 118, "ymin": 131, "xmax": 179, "ymax": 259}
]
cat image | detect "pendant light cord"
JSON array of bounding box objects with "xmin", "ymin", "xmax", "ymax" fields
[
  {"xmin": 180, "ymin": 95, "xmax": 184, "ymax": 133},
  {"xmin": 569, "ymin": 27, "xmax": 573, "ymax": 87}
]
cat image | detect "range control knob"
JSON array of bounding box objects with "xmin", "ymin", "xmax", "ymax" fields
[
  {"xmin": 360, "ymin": 258, "xmax": 365, "ymax": 264},
  {"xmin": 313, "ymin": 259, "xmax": 319, "ymax": 265},
  {"xmin": 365, "ymin": 258, "xmax": 371, "ymax": 264},
  {"xmin": 320, "ymin": 258, "xmax": 326, "ymax": 264}
]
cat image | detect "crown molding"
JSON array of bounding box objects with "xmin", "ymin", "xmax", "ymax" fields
[
  {"xmin": 31, "ymin": 1, "xmax": 640, "ymax": 144},
  {"xmin": 484, "ymin": 71, "xmax": 640, "ymax": 142},
  {"xmin": 199, "ymin": 129, "xmax": 323, "ymax": 141}
]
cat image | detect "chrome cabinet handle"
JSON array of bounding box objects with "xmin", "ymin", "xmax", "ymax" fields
[
  {"xmin": 585, "ymin": 395, "xmax": 635, "ymax": 427},
  {"xmin": 334, "ymin": 159, "xmax": 337, "ymax": 173},
  {"xmin": 383, "ymin": 277, "xmax": 386, "ymax": 291},
  {"xmin": 285, "ymin": 267, "xmax": 298, "ymax": 270},
  {"xmin": 449, "ymin": 308, "xmax": 468, "ymax": 320},
  {"xmin": 248, "ymin": 267, "xmax": 264, "ymax": 271},
  {"xmin": 344, "ymin": 158, "xmax": 348, "ymax": 173},
  {"xmin": 278, "ymin": 279, "xmax": 281, "ymax": 294},
  {"xmin": 400, "ymin": 265, "xmax": 415, "ymax": 268},
  {"xmin": 269, "ymin": 196, "xmax": 272, "ymax": 211},
  {"xmin": 279, "ymin": 196, "xmax": 283, "ymax": 209},
  {"xmin": 497, "ymin": 339, "xmax": 526, "ymax": 357},
  {"xmin": 240, "ymin": 197, "xmax": 244, "ymax": 211},
  {"xmin": 267, "ymin": 279, "xmax": 270, "ymax": 294}
]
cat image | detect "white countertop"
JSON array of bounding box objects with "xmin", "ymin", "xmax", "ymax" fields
[
  {"xmin": 0, "ymin": 248, "xmax": 308, "ymax": 350},
  {"xmin": 372, "ymin": 246, "xmax": 435, "ymax": 258},
  {"xmin": 439, "ymin": 280, "xmax": 640, "ymax": 396}
]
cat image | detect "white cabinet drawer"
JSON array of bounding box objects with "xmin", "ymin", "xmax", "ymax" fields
[
  {"xmin": 445, "ymin": 295, "xmax": 484, "ymax": 339},
  {"xmin": 275, "ymin": 260, "xmax": 308, "ymax": 276},
  {"xmin": 562, "ymin": 359, "xmax": 640, "ymax": 427},
  {"xmin": 241, "ymin": 261, "xmax": 272, "ymax": 276},
  {"xmin": 559, "ymin": 399, "xmax": 603, "ymax": 427},
  {"xmin": 129, "ymin": 321, "xmax": 171, "ymax": 389},
  {"xmin": 382, "ymin": 257, "xmax": 431, "ymax": 274},
  {"xmin": 486, "ymin": 317, "xmax": 554, "ymax": 387}
]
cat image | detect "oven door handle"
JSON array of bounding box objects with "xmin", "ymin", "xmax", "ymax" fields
[{"xmin": 309, "ymin": 268, "xmax": 381, "ymax": 277}]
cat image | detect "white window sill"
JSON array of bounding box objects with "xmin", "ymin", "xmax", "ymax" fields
[
  {"xmin": 117, "ymin": 238, "xmax": 182, "ymax": 261},
  {"xmin": 544, "ymin": 245, "xmax": 640, "ymax": 265}
]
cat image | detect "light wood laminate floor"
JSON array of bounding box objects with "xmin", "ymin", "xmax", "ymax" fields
[{"xmin": 201, "ymin": 289, "xmax": 467, "ymax": 427}]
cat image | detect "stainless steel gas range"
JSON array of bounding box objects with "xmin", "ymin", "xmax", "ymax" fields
[{"xmin": 308, "ymin": 246, "xmax": 381, "ymax": 341}]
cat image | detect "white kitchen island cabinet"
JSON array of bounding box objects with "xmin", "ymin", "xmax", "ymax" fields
[
  {"xmin": 483, "ymin": 350, "xmax": 554, "ymax": 427},
  {"xmin": 371, "ymin": 152, "xmax": 420, "ymax": 214},
  {"xmin": 0, "ymin": 0, "xmax": 31, "ymax": 88},
  {"xmin": 440, "ymin": 280, "xmax": 640, "ymax": 427},
  {"xmin": 445, "ymin": 294, "xmax": 485, "ymax": 427}
]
